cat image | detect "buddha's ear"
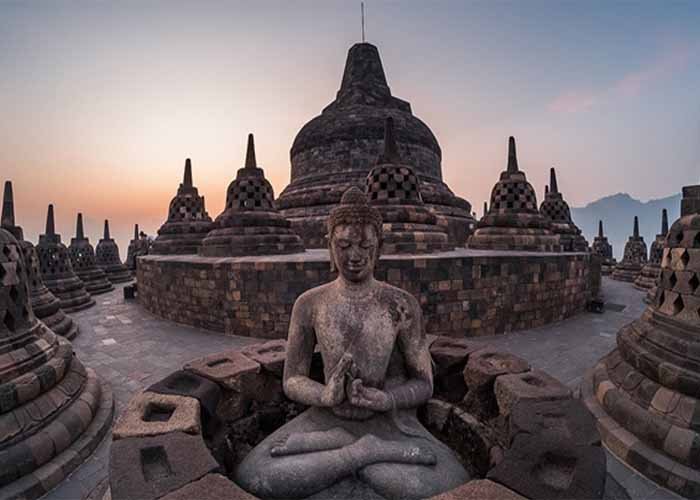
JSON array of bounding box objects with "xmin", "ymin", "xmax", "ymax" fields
[{"xmin": 327, "ymin": 234, "xmax": 337, "ymax": 273}]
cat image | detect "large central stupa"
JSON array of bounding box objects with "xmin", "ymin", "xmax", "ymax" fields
[{"xmin": 277, "ymin": 42, "xmax": 474, "ymax": 248}]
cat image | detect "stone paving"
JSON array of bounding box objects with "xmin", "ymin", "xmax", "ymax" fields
[{"xmin": 40, "ymin": 277, "xmax": 680, "ymax": 500}]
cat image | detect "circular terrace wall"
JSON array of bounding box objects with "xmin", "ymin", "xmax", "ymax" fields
[{"xmin": 137, "ymin": 248, "xmax": 593, "ymax": 339}]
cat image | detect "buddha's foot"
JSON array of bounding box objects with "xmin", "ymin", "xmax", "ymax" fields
[
  {"xmin": 270, "ymin": 427, "xmax": 356, "ymax": 457},
  {"xmin": 353, "ymin": 434, "xmax": 437, "ymax": 466}
]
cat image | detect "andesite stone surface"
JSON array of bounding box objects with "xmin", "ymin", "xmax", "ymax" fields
[
  {"xmin": 96, "ymin": 219, "xmax": 133, "ymax": 284},
  {"xmin": 151, "ymin": 159, "xmax": 213, "ymax": 255},
  {"xmin": 468, "ymin": 137, "xmax": 559, "ymax": 252},
  {"xmin": 36, "ymin": 204, "xmax": 95, "ymax": 313},
  {"xmin": 584, "ymin": 184, "xmax": 700, "ymax": 498},
  {"xmin": 0, "ymin": 227, "xmax": 113, "ymax": 500},
  {"xmin": 69, "ymin": 213, "xmax": 114, "ymax": 296},
  {"xmin": 1, "ymin": 181, "xmax": 80, "ymax": 339},
  {"xmin": 539, "ymin": 167, "xmax": 588, "ymax": 252},
  {"xmin": 611, "ymin": 216, "xmax": 647, "ymax": 282},
  {"xmin": 635, "ymin": 209, "xmax": 668, "ymax": 297},
  {"xmin": 200, "ymin": 134, "xmax": 305, "ymax": 257},
  {"xmin": 277, "ymin": 42, "xmax": 474, "ymax": 248},
  {"xmin": 126, "ymin": 224, "xmax": 152, "ymax": 274},
  {"xmin": 366, "ymin": 117, "xmax": 452, "ymax": 254},
  {"xmin": 591, "ymin": 220, "xmax": 616, "ymax": 275}
]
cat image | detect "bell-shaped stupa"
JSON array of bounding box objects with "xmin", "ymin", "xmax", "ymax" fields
[
  {"xmin": 611, "ymin": 216, "xmax": 647, "ymax": 282},
  {"xmin": 591, "ymin": 220, "xmax": 616, "ymax": 275},
  {"xmin": 151, "ymin": 159, "xmax": 213, "ymax": 255},
  {"xmin": 1, "ymin": 182, "xmax": 80, "ymax": 339},
  {"xmin": 125, "ymin": 224, "xmax": 140, "ymax": 273},
  {"xmin": 468, "ymin": 137, "xmax": 559, "ymax": 251},
  {"xmin": 36, "ymin": 205, "xmax": 95, "ymax": 312},
  {"xmin": 539, "ymin": 168, "xmax": 588, "ymax": 251},
  {"xmin": 68, "ymin": 213, "xmax": 113, "ymax": 295},
  {"xmin": 635, "ymin": 209, "xmax": 668, "ymax": 293},
  {"xmin": 95, "ymin": 219, "xmax": 133, "ymax": 283},
  {"xmin": 277, "ymin": 42, "xmax": 474, "ymax": 248},
  {"xmin": 584, "ymin": 185, "xmax": 700, "ymax": 497},
  {"xmin": 0, "ymin": 227, "xmax": 113, "ymax": 500},
  {"xmin": 200, "ymin": 134, "xmax": 305, "ymax": 257},
  {"xmin": 365, "ymin": 117, "xmax": 451, "ymax": 254}
]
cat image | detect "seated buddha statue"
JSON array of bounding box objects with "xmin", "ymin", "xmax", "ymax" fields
[{"xmin": 234, "ymin": 188, "xmax": 469, "ymax": 499}]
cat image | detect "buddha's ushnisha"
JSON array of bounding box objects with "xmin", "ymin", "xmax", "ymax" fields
[{"xmin": 234, "ymin": 187, "xmax": 468, "ymax": 499}]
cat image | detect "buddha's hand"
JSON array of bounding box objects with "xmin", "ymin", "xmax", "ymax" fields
[
  {"xmin": 349, "ymin": 379, "xmax": 392, "ymax": 412},
  {"xmin": 321, "ymin": 353, "xmax": 353, "ymax": 406}
]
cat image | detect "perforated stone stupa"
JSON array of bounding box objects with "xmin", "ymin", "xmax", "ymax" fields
[
  {"xmin": 366, "ymin": 117, "xmax": 451, "ymax": 254},
  {"xmin": 69, "ymin": 213, "xmax": 113, "ymax": 295},
  {"xmin": 151, "ymin": 159, "xmax": 213, "ymax": 255},
  {"xmin": 468, "ymin": 137, "xmax": 559, "ymax": 252},
  {"xmin": 539, "ymin": 168, "xmax": 588, "ymax": 252},
  {"xmin": 591, "ymin": 221, "xmax": 616, "ymax": 275},
  {"xmin": 611, "ymin": 216, "xmax": 647, "ymax": 282},
  {"xmin": 36, "ymin": 205, "xmax": 95, "ymax": 313},
  {"xmin": 96, "ymin": 219, "xmax": 133, "ymax": 283},
  {"xmin": 0, "ymin": 227, "xmax": 113, "ymax": 500},
  {"xmin": 634, "ymin": 209, "xmax": 667, "ymax": 292},
  {"xmin": 277, "ymin": 42, "xmax": 474, "ymax": 248},
  {"xmin": 200, "ymin": 134, "xmax": 305, "ymax": 257},
  {"xmin": 583, "ymin": 185, "xmax": 700, "ymax": 497},
  {"xmin": 1, "ymin": 182, "xmax": 80, "ymax": 340}
]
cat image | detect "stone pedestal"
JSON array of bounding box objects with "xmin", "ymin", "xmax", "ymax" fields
[
  {"xmin": 277, "ymin": 42, "xmax": 474, "ymax": 248},
  {"xmin": 611, "ymin": 216, "xmax": 647, "ymax": 283},
  {"xmin": 151, "ymin": 159, "xmax": 213, "ymax": 255},
  {"xmin": 468, "ymin": 138, "xmax": 559, "ymax": 252},
  {"xmin": 69, "ymin": 213, "xmax": 114, "ymax": 295},
  {"xmin": 200, "ymin": 134, "xmax": 305, "ymax": 257},
  {"xmin": 584, "ymin": 186, "xmax": 700, "ymax": 498},
  {"xmin": 96, "ymin": 219, "xmax": 133, "ymax": 284},
  {"xmin": 36, "ymin": 205, "xmax": 95, "ymax": 313},
  {"xmin": 0, "ymin": 228, "xmax": 113, "ymax": 500}
]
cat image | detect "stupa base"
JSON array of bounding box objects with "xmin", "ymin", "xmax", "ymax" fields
[
  {"xmin": 611, "ymin": 265, "xmax": 643, "ymax": 283},
  {"xmin": 103, "ymin": 268, "xmax": 134, "ymax": 284},
  {"xmin": 468, "ymin": 227, "xmax": 560, "ymax": 253},
  {"xmin": 633, "ymin": 265, "xmax": 660, "ymax": 291},
  {"xmin": 582, "ymin": 354, "xmax": 700, "ymax": 498}
]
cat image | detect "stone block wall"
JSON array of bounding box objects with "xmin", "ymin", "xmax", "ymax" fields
[{"xmin": 137, "ymin": 249, "xmax": 592, "ymax": 339}]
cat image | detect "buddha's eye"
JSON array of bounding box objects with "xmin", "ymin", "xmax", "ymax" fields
[
  {"xmin": 337, "ymin": 240, "xmax": 351, "ymax": 249},
  {"xmin": 360, "ymin": 241, "xmax": 373, "ymax": 249}
]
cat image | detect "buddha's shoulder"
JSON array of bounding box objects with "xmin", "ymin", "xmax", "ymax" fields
[
  {"xmin": 293, "ymin": 282, "xmax": 335, "ymax": 308},
  {"xmin": 376, "ymin": 281, "xmax": 420, "ymax": 309}
]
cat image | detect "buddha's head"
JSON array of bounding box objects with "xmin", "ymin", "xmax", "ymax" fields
[{"xmin": 327, "ymin": 187, "xmax": 383, "ymax": 283}]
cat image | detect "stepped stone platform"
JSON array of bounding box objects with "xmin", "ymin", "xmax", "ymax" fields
[{"xmin": 137, "ymin": 248, "xmax": 593, "ymax": 339}]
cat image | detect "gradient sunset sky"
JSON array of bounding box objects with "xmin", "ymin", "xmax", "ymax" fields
[{"xmin": 2, "ymin": 1, "xmax": 699, "ymax": 256}]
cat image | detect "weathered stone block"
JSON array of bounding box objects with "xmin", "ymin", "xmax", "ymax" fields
[
  {"xmin": 241, "ymin": 340, "xmax": 286, "ymax": 377},
  {"xmin": 147, "ymin": 371, "xmax": 221, "ymax": 420},
  {"xmin": 429, "ymin": 479, "xmax": 525, "ymax": 500},
  {"xmin": 160, "ymin": 473, "xmax": 256, "ymax": 500},
  {"xmin": 509, "ymin": 398, "xmax": 600, "ymax": 447},
  {"xmin": 184, "ymin": 351, "xmax": 261, "ymax": 392},
  {"xmin": 494, "ymin": 369, "xmax": 571, "ymax": 417},
  {"xmin": 113, "ymin": 391, "xmax": 201, "ymax": 441}
]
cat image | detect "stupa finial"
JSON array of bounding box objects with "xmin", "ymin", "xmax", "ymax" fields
[
  {"xmin": 545, "ymin": 185, "xmax": 549, "ymax": 197},
  {"xmin": 245, "ymin": 133, "xmax": 257, "ymax": 169},
  {"xmin": 183, "ymin": 159, "xmax": 193, "ymax": 187},
  {"xmin": 549, "ymin": 167, "xmax": 559, "ymax": 194},
  {"xmin": 633, "ymin": 216, "xmax": 639, "ymax": 239},
  {"xmin": 483, "ymin": 201, "xmax": 488, "ymax": 217},
  {"xmin": 661, "ymin": 209, "xmax": 668, "ymax": 235},
  {"xmin": 598, "ymin": 220, "xmax": 604, "ymax": 238},
  {"xmin": 76, "ymin": 213, "xmax": 85, "ymax": 239},
  {"xmin": 2, "ymin": 181, "xmax": 15, "ymax": 227},
  {"xmin": 134, "ymin": 224, "xmax": 139, "ymax": 240},
  {"xmin": 46, "ymin": 204, "xmax": 56, "ymax": 236},
  {"xmin": 378, "ymin": 117, "xmax": 400, "ymax": 164},
  {"xmin": 507, "ymin": 136, "xmax": 519, "ymax": 173},
  {"xmin": 104, "ymin": 219, "xmax": 111, "ymax": 240}
]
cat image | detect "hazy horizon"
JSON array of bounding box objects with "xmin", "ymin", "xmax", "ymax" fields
[{"xmin": 3, "ymin": 1, "xmax": 699, "ymax": 258}]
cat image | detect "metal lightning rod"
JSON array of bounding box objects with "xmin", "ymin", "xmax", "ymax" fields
[{"xmin": 361, "ymin": 2, "xmax": 365, "ymax": 42}]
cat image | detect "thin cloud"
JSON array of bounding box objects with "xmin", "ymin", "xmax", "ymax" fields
[{"xmin": 548, "ymin": 43, "xmax": 694, "ymax": 114}]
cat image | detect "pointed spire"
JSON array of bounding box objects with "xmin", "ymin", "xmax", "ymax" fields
[
  {"xmin": 46, "ymin": 204, "xmax": 55, "ymax": 235},
  {"xmin": 507, "ymin": 136, "xmax": 519, "ymax": 173},
  {"xmin": 549, "ymin": 167, "xmax": 559, "ymax": 194},
  {"xmin": 2, "ymin": 181, "xmax": 15, "ymax": 227},
  {"xmin": 661, "ymin": 209, "xmax": 668, "ymax": 235},
  {"xmin": 134, "ymin": 224, "xmax": 139, "ymax": 240},
  {"xmin": 245, "ymin": 134, "xmax": 257, "ymax": 169},
  {"xmin": 104, "ymin": 219, "xmax": 111, "ymax": 240},
  {"xmin": 183, "ymin": 159, "xmax": 193, "ymax": 187},
  {"xmin": 545, "ymin": 185, "xmax": 549, "ymax": 197},
  {"xmin": 378, "ymin": 117, "xmax": 401, "ymax": 164},
  {"xmin": 483, "ymin": 201, "xmax": 488, "ymax": 217},
  {"xmin": 76, "ymin": 213, "xmax": 85, "ymax": 239},
  {"xmin": 598, "ymin": 220, "xmax": 604, "ymax": 238},
  {"xmin": 633, "ymin": 216, "xmax": 639, "ymax": 239}
]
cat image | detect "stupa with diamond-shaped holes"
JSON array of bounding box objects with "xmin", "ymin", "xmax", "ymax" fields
[
  {"xmin": 96, "ymin": 219, "xmax": 133, "ymax": 283},
  {"xmin": 69, "ymin": 213, "xmax": 114, "ymax": 295},
  {"xmin": 611, "ymin": 216, "xmax": 647, "ymax": 282}
]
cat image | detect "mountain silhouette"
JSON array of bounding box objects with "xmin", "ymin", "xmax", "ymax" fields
[{"xmin": 571, "ymin": 192, "xmax": 680, "ymax": 260}]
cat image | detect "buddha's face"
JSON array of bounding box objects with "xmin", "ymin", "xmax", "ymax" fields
[{"xmin": 330, "ymin": 224, "xmax": 379, "ymax": 284}]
